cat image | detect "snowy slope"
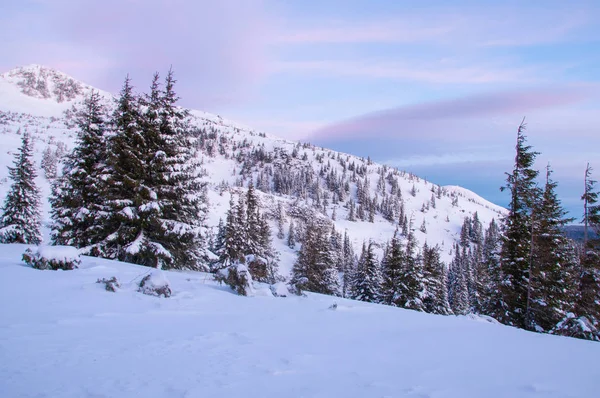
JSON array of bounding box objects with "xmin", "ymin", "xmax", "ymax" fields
[
  {"xmin": 0, "ymin": 65, "xmax": 507, "ymax": 276},
  {"xmin": 1, "ymin": 245, "xmax": 599, "ymax": 398}
]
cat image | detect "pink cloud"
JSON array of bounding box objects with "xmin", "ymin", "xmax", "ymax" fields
[
  {"xmin": 1, "ymin": 0, "xmax": 277, "ymax": 109},
  {"xmin": 311, "ymin": 86, "xmax": 594, "ymax": 142},
  {"xmin": 274, "ymin": 60, "xmax": 540, "ymax": 84}
]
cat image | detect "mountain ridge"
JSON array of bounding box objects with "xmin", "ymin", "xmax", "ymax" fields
[{"xmin": 0, "ymin": 64, "xmax": 506, "ymax": 275}]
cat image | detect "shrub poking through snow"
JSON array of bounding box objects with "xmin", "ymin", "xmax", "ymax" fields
[
  {"xmin": 138, "ymin": 271, "xmax": 172, "ymax": 298},
  {"xmin": 23, "ymin": 246, "xmax": 81, "ymax": 270},
  {"xmin": 96, "ymin": 277, "xmax": 120, "ymax": 292},
  {"xmin": 215, "ymin": 263, "xmax": 254, "ymax": 296},
  {"xmin": 551, "ymin": 313, "xmax": 600, "ymax": 342}
]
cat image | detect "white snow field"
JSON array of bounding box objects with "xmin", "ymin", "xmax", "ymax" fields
[{"xmin": 1, "ymin": 244, "xmax": 599, "ymax": 398}]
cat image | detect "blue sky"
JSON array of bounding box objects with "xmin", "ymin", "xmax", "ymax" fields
[{"xmin": 2, "ymin": 0, "xmax": 599, "ymax": 218}]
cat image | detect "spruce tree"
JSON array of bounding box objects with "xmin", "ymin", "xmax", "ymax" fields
[
  {"xmin": 104, "ymin": 71, "xmax": 208, "ymax": 269},
  {"xmin": 0, "ymin": 131, "xmax": 42, "ymax": 244},
  {"xmin": 526, "ymin": 165, "xmax": 579, "ymax": 332},
  {"xmin": 560, "ymin": 163, "xmax": 600, "ymax": 339},
  {"xmin": 449, "ymin": 243, "xmax": 469, "ymax": 315},
  {"xmin": 287, "ymin": 220, "xmax": 296, "ymax": 248},
  {"xmin": 422, "ymin": 243, "xmax": 452, "ymax": 315},
  {"xmin": 51, "ymin": 90, "xmax": 110, "ymax": 252},
  {"xmin": 380, "ymin": 229, "xmax": 405, "ymax": 306},
  {"xmin": 341, "ymin": 230, "xmax": 356, "ymax": 298},
  {"xmin": 499, "ymin": 119, "xmax": 541, "ymax": 328},
  {"xmin": 351, "ymin": 241, "xmax": 381, "ymax": 303},
  {"xmin": 290, "ymin": 220, "xmax": 339, "ymax": 296},
  {"xmin": 102, "ymin": 75, "xmax": 148, "ymax": 260},
  {"xmin": 481, "ymin": 219, "xmax": 503, "ymax": 318},
  {"xmin": 582, "ymin": 163, "xmax": 600, "ymax": 246},
  {"xmin": 396, "ymin": 225, "xmax": 425, "ymax": 311}
]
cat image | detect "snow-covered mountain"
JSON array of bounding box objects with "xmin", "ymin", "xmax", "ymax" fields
[{"xmin": 0, "ymin": 64, "xmax": 506, "ymax": 277}]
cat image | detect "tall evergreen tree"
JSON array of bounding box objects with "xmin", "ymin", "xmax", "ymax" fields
[
  {"xmin": 560, "ymin": 163, "xmax": 600, "ymax": 340},
  {"xmin": 396, "ymin": 225, "xmax": 425, "ymax": 311},
  {"xmin": 526, "ymin": 165, "xmax": 579, "ymax": 332},
  {"xmin": 51, "ymin": 90, "xmax": 110, "ymax": 252},
  {"xmin": 582, "ymin": 163, "xmax": 600, "ymax": 246},
  {"xmin": 422, "ymin": 243, "xmax": 452, "ymax": 315},
  {"xmin": 380, "ymin": 229, "xmax": 405, "ymax": 306},
  {"xmin": 103, "ymin": 71, "xmax": 208, "ymax": 269},
  {"xmin": 449, "ymin": 243, "xmax": 469, "ymax": 315},
  {"xmin": 351, "ymin": 241, "xmax": 381, "ymax": 302},
  {"xmin": 0, "ymin": 131, "xmax": 42, "ymax": 244},
  {"xmin": 481, "ymin": 219, "xmax": 503, "ymax": 317},
  {"xmin": 341, "ymin": 230, "xmax": 356, "ymax": 298},
  {"xmin": 499, "ymin": 119, "xmax": 541, "ymax": 328},
  {"xmin": 290, "ymin": 219, "xmax": 339, "ymax": 296}
]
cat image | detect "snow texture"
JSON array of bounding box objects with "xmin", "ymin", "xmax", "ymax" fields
[{"xmin": 0, "ymin": 244, "xmax": 599, "ymax": 398}]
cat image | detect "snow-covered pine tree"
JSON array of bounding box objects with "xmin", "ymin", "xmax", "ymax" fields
[
  {"xmin": 556, "ymin": 163, "xmax": 600, "ymax": 340},
  {"xmin": 287, "ymin": 220, "xmax": 296, "ymax": 248},
  {"xmin": 50, "ymin": 90, "xmax": 110, "ymax": 252},
  {"xmin": 449, "ymin": 243, "xmax": 469, "ymax": 315},
  {"xmin": 526, "ymin": 165, "xmax": 579, "ymax": 332},
  {"xmin": 480, "ymin": 219, "xmax": 503, "ymax": 318},
  {"xmin": 351, "ymin": 241, "xmax": 381, "ymax": 303},
  {"xmin": 40, "ymin": 145, "xmax": 58, "ymax": 179},
  {"xmin": 380, "ymin": 229, "xmax": 405, "ymax": 306},
  {"xmin": 104, "ymin": 71, "xmax": 208, "ymax": 270},
  {"xmin": 289, "ymin": 219, "xmax": 339, "ymax": 296},
  {"xmin": 148, "ymin": 68, "xmax": 208, "ymax": 269},
  {"xmin": 0, "ymin": 131, "xmax": 42, "ymax": 244},
  {"xmin": 276, "ymin": 202, "xmax": 285, "ymax": 240},
  {"xmin": 102, "ymin": 75, "xmax": 148, "ymax": 260},
  {"xmin": 393, "ymin": 223, "xmax": 425, "ymax": 311},
  {"xmin": 341, "ymin": 230, "xmax": 356, "ymax": 298},
  {"xmin": 582, "ymin": 163, "xmax": 600, "ymax": 246},
  {"xmin": 422, "ymin": 243, "xmax": 452, "ymax": 315},
  {"xmin": 499, "ymin": 119, "xmax": 541, "ymax": 328}
]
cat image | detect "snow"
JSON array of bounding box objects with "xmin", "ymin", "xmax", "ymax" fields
[
  {"xmin": 37, "ymin": 244, "xmax": 80, "ymax": 262},
  {"xmin": 1, "ymin": 244, "xmax": 599, "ymax": 398}
]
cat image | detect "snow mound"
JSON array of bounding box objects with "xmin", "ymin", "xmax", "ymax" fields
[
  {"xmin": 138, "ymin": 270, "xmax": 172, "ymax": 298},
  {"xmin": 22, "ymin": 245, "xmax": 81, "ymax": 270}
]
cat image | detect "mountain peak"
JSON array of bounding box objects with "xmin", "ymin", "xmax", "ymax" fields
[{"xmin": 1, "ymin": 64, "xmax": 87, "ymax": 104}]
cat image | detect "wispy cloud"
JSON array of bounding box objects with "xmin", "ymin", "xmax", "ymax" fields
[
  {"xmin": 311, "ymin": 86, "xmax": 593, "ymax": 142},
  {"xmin": 274, "ymin": 60, "xmax": 541, "ymax": 84},
  {"xmin": 277, "ymin": 7, "xmax": 594, "ymax": 48}
]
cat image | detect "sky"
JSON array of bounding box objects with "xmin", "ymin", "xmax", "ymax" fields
[{"xmin": 1, "ymin": 0, "xmax": 599, "ymax": 218}]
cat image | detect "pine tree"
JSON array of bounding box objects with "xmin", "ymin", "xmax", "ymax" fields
[
  {"xmin": 380, "ymin": 229, "xmax": 405, "ymax": 306},
  {"xmin": 582, "ymin": 163, "xmax": 600, "ymax": 245},
  {"xmin": 0, "ymin": 131, "xmax": 42, "ymax": 244},
  {"xmin": 498, "ymin": 119, "xmax": 541, "ymax": 328},
  {"xmin": 558, "ymin": 163, "xmax": 600, "ymax": 340},
  {"xmin": 351, "ymin": 241, "xmax": 381, "ymax": 303},
  {"xmin": 103, "ymin": 72, "xmax": 208, "ymax": 269},
  {"xmin": 40, "ymin": 145, "xmax": 58, "ymax": 179},
  {"xmin": 397, "ymin": 224, "xmax": 425, "ymax": 311},
  {"xmin": 526, "ymin": 165, "xmax": 579, "ymax": 332},
  {"xmin": 102, "ymin": 75, "xmax": 148, "ymax": 260},
  {"xmin": 290, "ymin": 219, "xmax": 339, "ymax": 296},
  {"xmin": 341, "ymin": 230, "xmax": 355, "ymax": 298},
  {"xmin": 287, "ymin": 220, "xmax": 296, "ymax": 248},
  {"xmin": 50, "ymin": 90, "xmax": 110, "ymax": 252},
  {"xmin": 481, "ymin": 219, "xmax": 503, "ymax": 318},
  {"xmin": 422, "ymin": 243, "xmax": 452, "ymax": 315},
  {"xmin": 449, "ymin": 243, "xmax": 469, "ymax": 315},
  {"xmin": 276, "ymin": 202, "xmax": 285, "ymax": 240}
]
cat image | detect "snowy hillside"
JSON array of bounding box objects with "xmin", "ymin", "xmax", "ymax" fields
[
  {"xmin": 0, "ymin": 64, "xmax": 506, "ymax": 276},
  {"xmin": 1, "ymin": 244, "xmax": 599, "ymax": 398}
]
